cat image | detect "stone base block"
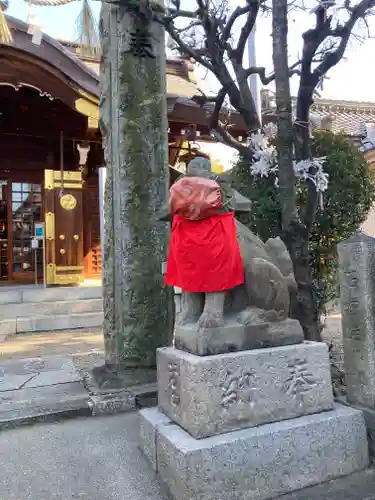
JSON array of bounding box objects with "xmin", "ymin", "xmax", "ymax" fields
[
  {"xmin": 337, "ymin": 398, "xmax": 375, "ymax": 463},
  {"xmin": 175, "ymin": 317, "xmax": 303, "ymax": 356},
  {"xmin": 140, "ymin": 405, "xmax": 369, "ymax": 500},
  {"xmin": 158, "ymin": 342, "xmax": 334, "ymax": 439},
  {"xmin": 88, "ymin": 392, "xmax": 135, "ymax": 416},
  {"xmin": 139, "ymin": 407, "xmax": 171, "ymax": 471},
  {"xmin": 356, "ymin": 405, "xmax": 375, "ymax": 463}
]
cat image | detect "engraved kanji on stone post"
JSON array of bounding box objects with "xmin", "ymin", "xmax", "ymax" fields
[
  {"xmin": 338, "ymin": 232, "xmax": 375, "ymax": 409},
  {"xmin": 338, "ymin": 231, "xmax": 375, "ymax": 460}
]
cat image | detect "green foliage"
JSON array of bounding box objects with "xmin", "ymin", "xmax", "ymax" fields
[{"xmin": 232, "ymin": 131, "xmax": 375, "ymax": 313}]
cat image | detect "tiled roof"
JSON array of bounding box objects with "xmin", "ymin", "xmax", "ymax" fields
[
  {"xmin": 311, "ymin": 99, "xmax": 375, "ymax": 136},
  {"xmin": 262, "ymin": 90, "xmax": 375, "ymax": 138}
]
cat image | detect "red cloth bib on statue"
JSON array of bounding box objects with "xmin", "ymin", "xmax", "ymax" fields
[{"xmin": 164, "ymin": 212, "xmax": 244, "ymax": 293}]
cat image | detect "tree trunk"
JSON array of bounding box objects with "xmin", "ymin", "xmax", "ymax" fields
[
  {"xmin": 271, "ymin": 0, "xmax": 297, "ymax": 229},
  {"xmin": 283, "ymin": 222, "xmax": 322, "ymax": 341},
  {"xmin": 295, "ymin": 87, "xmax": 312, "ymax": 160},
  {"xmin": 272, "ymin": 0, "xmax": 321, "ymax": 341},
  {"xmin": 99, "ymin": 2, "xmax": 174, "ymax": 371}
]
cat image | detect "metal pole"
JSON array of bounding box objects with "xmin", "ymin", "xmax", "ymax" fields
[
  {"xmin": 248, "ymin": 26, "xmax": 262, "ymax": 126},
  {"xmin": 59, "ymin": 130, "xmax": 64, "ymax": 197},
  {"xmin": 34, "ymin": 245, "xmax": 38, "ymax": 286},
  {"xmin": 43, "ymin": 236, "xmax": 46, "ymax": 288}
]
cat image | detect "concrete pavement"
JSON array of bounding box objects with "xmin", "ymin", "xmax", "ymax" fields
[
  {"xmin": 0, "ymin": 327, "xmax": 104, "ymax": 362},
  {"xmin": 0, "ymin": 413, "xmax": 168, "ymax": 500},
  {"xmin": 0, "ymin": 329, "xmax": 157, "ymax": 427},
  {"xmin": 0, "ymin": 356, "xmax": 91, "ymax": 428},
  {"xmin": 0, "ymin": 329, "xmax": 105, "ymax": 427},
  {"xmin": 1, "ymin": 412, "xmax": 375, "ymax": 500}
]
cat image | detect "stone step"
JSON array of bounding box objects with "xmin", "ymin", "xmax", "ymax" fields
[
  {"xmin": 0, "ymin": 356, "xmax": 92, "ymax": 429},
  {"xmin": 0, "ymin": 298, "xmax": 103, "ymax": 319},
  {"xmin": 0, "ymin": 382, "xmax": 91, "ymax": 431},
  {"xmin": 0, "ymin": 285, "xmax": 102, "ymax": 305},
  {"xmin": 0, "ymin": 311, "xmax": 103, "ymax": 338}
]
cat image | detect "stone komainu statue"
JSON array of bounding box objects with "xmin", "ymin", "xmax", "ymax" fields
[{"xmin": 164, "ymin": 157, "xmax": 299, "ymax": 343}]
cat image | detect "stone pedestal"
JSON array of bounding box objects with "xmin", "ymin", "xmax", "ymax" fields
[
  {"xmin": 140, "ymin": 341, "xmax": 369, "ymax": 500},
  {"xmin": 174, "ymin": 317, "xmax": 303, "ymax": 356},
  {"xmin": 157, "ymin": 343, "xmax": 333, "ymax": 439}
]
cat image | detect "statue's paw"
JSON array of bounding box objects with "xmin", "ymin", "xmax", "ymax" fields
[
  {"xmin": 176, "ymin": 311, "xmax": 197, "ymax": 326},
  {"xmin": 176, "ymin": 315, "xmax": 186, "ymax": 326},
  {"xmin": 237, "ymin": 307, "xmax": 265, "ymax": 326},
  {"xmin": 264, "ymin": 309, "xmax": 287, "ymax": 322},
  {"xmin": 197, "ymin": 312, "xmax": 224, "ymax": 330},
  {"xmin": 237, "ymin": 307, "xmax": 287, "ymax": 325}
]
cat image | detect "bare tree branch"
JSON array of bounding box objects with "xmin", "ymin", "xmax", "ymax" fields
[
  {"xmin": 163, "ymin": 19, "xmax": 215, "ymax": 73},
  {"xmin": 233, "ymin": 0, "xmax": 260, "ymax": 62},
  {"xmin": 159, "ymin": 0, "xmax": 261, "ymax": 138},
  {"xmin": 174, "ymin": 20, "xmax": 202, "ymax": 34},
  {"xmin": 292, "ymin": 0, "xmax": 375, "ymax": 231},
  {"xmin": 244, "ymin": 61, "xmax": 301, "ymax": 84},
  {"xmin": 208, "ymin": 87, "xmax": 228, "ymax": 130},
  {"xmin": 164, "ymin": 7, "xmax": 198, "ymax": 21},
  {"xmin": 212, "ymin": 125, "xmax": 251, "ymax": 158},
  {"xmin": 221, "ymin": 5, "xmax": 251, "ymax": 42},
  {"xmin": 312, "ymin": 0, "xmax": 375, "ymax": 86},
  {"xmin": 191, "ymin": 84, "xmax": 252, "ymax": 159}
]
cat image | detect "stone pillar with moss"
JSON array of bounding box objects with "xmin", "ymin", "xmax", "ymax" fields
[{"xmin": 99, "ymin": 0, "xmax": 173, "ymax": 378}]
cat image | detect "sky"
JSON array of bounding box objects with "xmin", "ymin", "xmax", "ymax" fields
[{"xmin": 7, "ymin": 0, "xmax": 375, "ymax": 102}]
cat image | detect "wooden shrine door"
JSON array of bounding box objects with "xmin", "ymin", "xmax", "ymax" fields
[{"xmin": 44, "ymin": 170, "xmax": 84, "ymax": 286}]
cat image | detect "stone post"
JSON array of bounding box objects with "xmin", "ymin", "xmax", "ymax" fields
[
  {"xmin": 338, "ymin": 231, "xmax": 375, "ymax": 458},
  {"xmin": 338, "ymin": 232, "xmax": 375, "ymax": 406},
  {"xmin": 99, "ymin": 1, "xmax": 173, "ymax": 372}
]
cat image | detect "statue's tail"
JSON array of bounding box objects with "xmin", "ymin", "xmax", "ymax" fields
[{"xmin": 264, "ymin": 237, "xmax": 297, "ymax": 293}]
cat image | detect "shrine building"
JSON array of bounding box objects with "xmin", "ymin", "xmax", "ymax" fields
[{"xmin": 0, "ymin": 16, "xmax": 246, "ymax": 286}]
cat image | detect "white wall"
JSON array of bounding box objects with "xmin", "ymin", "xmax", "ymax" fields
[{"xmin": 361, "ymin": 203, "xmax": 375, "ymax": 238}]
